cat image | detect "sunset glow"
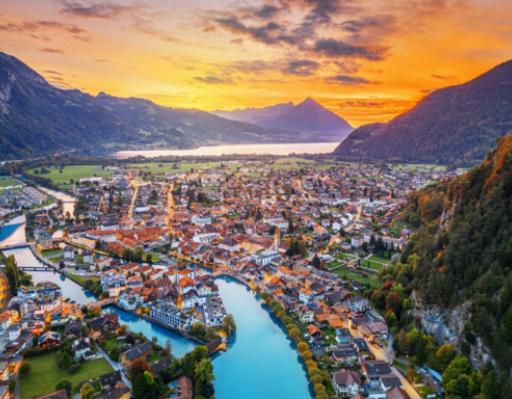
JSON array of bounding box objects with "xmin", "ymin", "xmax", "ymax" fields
[{"xmin": 1, "ymin": 0, "xmax": 511, "ymax": 126}]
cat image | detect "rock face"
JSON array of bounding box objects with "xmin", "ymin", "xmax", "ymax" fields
[
  {"xmin": 334, "ymin": 60, "xmax": 512, "ymax": 166},
  {"xmin": 405, "ymin": 135, "xmax": 512, "ymax": 370},
  {"xmin": 0, "ymin": 52, "xmax": 332, "ymax": 160},
  {"xmin": 215, "ymin": 97, "xmax": 353, "ymax": 142}
]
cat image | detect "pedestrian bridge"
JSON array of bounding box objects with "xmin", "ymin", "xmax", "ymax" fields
[
  {"xmin": 18, "ymin": 266, "xmax": 54, "ymax": 271},
  {"xmin": 0, "ymin": 242, "xmax": 30, "ymax": 251}
]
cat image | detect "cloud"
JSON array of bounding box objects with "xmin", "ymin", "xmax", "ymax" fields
[
  {"xmin": 130, "ymin": 18, "xmax": 179, "ymax": 43},
  {"xmin": 312, "ymin": 38, "xmax": 387, "ymax": 60},
  {"xmin": 329, "ymin": 74, "xmax": 374, "ymax": 85},
  {"xmin": 215, "ymin": 16, "xmax": 300, "ymax": 46},
  {"xmin": 340, "ymin": 15, "xmax": 396, "ymax": 34},
  {"xmin": 0, "ymin": 19, "xmax": 89, "ymax": 41},
  {"xmin": 59, "ymin": 0, "xmax": 141, "ymax": 19},
  {"xmin": 194, "ymin": 75, "xmax": 232, "ymax": 84},
  {"xmin": 254, "ymin": 4, "xmax": 283, "ymax": 20},
  {"xmin": 282, "ymin": 59, "xmax": 319, "ymax": 76},
  {"xmin": 39, "ymin": 48, "xmax": 64, "ymax": 54}
]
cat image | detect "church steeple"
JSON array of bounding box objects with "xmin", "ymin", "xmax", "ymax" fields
[{"xmin": 274, "ymin": 228, "xmax": 280, "ymax": 252}]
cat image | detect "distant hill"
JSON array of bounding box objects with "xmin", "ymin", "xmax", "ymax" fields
[
  {"xmin": 334, "ymin": 60, "xmax": 512, "ymax": 166},
  {"xmin": 0, "ymin": 52, "xmax": 330, "ymax": 160},
  {"xmin": 215, "ymin": 97, "xmax": 353, "ymax": 142}
]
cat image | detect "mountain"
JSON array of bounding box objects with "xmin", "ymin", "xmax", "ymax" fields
[
  {"xmin": 0, "ymin": 52, "xmax": 135, "ymax": 159},
  {"xmin": 334, "ymin": 60, "xmax": 512, "ymax": 166},
  {"xmin": 215, "ymin": 97, "xmax": 353, "ymax": 141},
  {"xmin": 0, "ymin": 52, "xmax": 326, "ymax": 160},
  {"xmin": 401, "ymin": 135, "xmax": 512, "ymax": 370}
]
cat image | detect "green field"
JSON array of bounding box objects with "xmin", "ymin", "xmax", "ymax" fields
[
  {"xmin": 27, "ymin": 165, "xmax": 113, "ymax": 188},
  {"xmin": 336, "ymin": 268, "xmax": 380, "ymax": 288},
  {"xmin": 362, "ymin": 255, "xmax": 389, "ymax": 270},
  {"xmin": 0, "ymin": 176, "xmax": 23, "ymax": 189},
  {"xmin": 128, "ymin": 161, "xmax": 224, "ymax": 175},
  {"xmin": 20, "ymin": 353, "xmax": 112, "ymax": 399}
]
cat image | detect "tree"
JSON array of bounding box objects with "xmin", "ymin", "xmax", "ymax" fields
[
  {"xmin": 133, "ymin": 371, "xmax": 159, "ymax": 399},
  {"xmin": 80, "ymin": 383, "xmax": 94, "ymax": 399},
  {"xmin": 56, "ymin": 380, "xmax": 72, "ymax": 397},
  {"xmin": 222, "ymin": 314, "xmax": 236, "ymax": 337},
  {"xmin": 20, "ymin": 362, "xmax": 31, "ymax": 376},
  {"xmin": 194, "ymin": 358, "xmax": 214, "ymax": 398},
  {"xmin": 312, "ymin": 254, "xmax": 321, "ymax": 269},
  {"xmin": 434, "ymin": 344, "xmax": 456, "ymax": 372},
  {"xmin": 5, "ymin": 255, "xmax": 19, "ymax": 296}
]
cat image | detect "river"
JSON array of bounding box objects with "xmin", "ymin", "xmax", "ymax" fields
[
  {"xmin": 0, "ymin": 215, "xmax": 26, "ymax": 247},
  {"xmin": 213, "ymin": 277, "xmax": 312, "ymax": 399},
  {"xmin": 36, "ymin": 186, "xmax": 76, "ymax": 216},
  {"xmin": 113, "ymin": 142, "xmax": 339, "ymax": 159}
]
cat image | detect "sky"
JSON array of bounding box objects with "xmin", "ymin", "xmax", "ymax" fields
[{"xmin": 0, "ymin": 0, "xmax": 511, "ymax": 127}]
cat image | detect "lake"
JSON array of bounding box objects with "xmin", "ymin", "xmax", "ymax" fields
[{"xmin": 113, "ymin": 142, "xmax": 339, "ymax": 159}]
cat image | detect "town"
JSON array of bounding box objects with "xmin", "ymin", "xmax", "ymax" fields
[{"xmin": 0, "ymin": 158, "xmax": 459, "ymax": 399}]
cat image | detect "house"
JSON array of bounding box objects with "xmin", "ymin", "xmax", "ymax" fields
[
  {"xmin": 332, "ymin": 369, "xmax": 362, "ymax": 397},
  {"xmin": 63, "ymin": 246, "xmax": 75, "ymax": 261},
  {"xmin": 72, "ymin": 337, "xmax": 93, "ymax": 360},
  {"xmin": 83, "ymin": 250, "xmax": 94, "ymax": 264},
  {"xmin": 386, "ymin": 387, "xmax": 411, "ymax": 399},
  {"xmin": 90, "ymin": 314, "xmax": 120, "ymax": 339},
  {"xmin": 100, "ymin": 371, "xmax": 123, "ymax": 391},
  {"xmin": 64, "ymin": 320, "xmax": 82, "ymax": 337},
  {"xmin": 332, "ymin": 344, "xmax": 359, "ymax": 365},
  {"xmin": 169, "ymin": 376, "xmax": 193, "ymax": 399},
  {"xmin": 121, "ymin": 341, "xmax": 152, "ymax": 368},
  {"xmin": 299, "ymin": 287, "xmax": 313, "ymax": 303},
  {"xmin": 36, "ymin": 389, "xmax": 68, "ymax": 399},
  {"xmin": 97, "ymin": 382, "xmax": 131, "ymax": 399},
  {"xmin": 38, "ymin": 331, "xmax": 61, "ymax": 347}
]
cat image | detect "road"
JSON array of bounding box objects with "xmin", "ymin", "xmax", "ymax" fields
[
  {"xmin": 95, "ymin": 344, "xmax": 132, "ymax": 389},
  {"xmin": 349, "ymin": 327, "xmax": 421, "ymax": 399},
  {"xmin": 166, "ymin": 182, "xmax": 175, "ymax": 234}
]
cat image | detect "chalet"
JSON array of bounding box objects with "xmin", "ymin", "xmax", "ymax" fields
[
  {"xmin": 332, "ymin": 369, "xmax": 362, "ymax": 397},
  {"xmin": 100, "ymin": 370, "xmax": 123, "ymax": 391},
  {"xmin": 121, "ymin": 341, "xmax": 152, "ymax": 368},
  {"xmin": 38, "ymin": 331, "xmax": 61, "ymax": 347},
  {"xmin": 332, "ymin": 344, "xmax": 359, "ymax": 365}
]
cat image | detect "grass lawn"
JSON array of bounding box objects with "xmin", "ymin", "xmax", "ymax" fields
[
  {"xmin": 128, "ymin": 161, "xmax": 223, "ymax": 175},
  {"xmin": 336, "ymin": 268, "xmax": 380, "ymax": 288},
  {"xmin": 41, "ymin": 249, "xmax": 63, "ymax": 257},
  {"xmin": 338, "ymin": 253, "xmax": 358, "ymax": 260},
  {"xmin": 0, "ymin": 176, "xmax": 23, "ymax": 189},
  {"xmin": 20, "ymin": 353, "xmax": 112, "ymax": 399},
  {"xmin": 65, "ymin": 272, "xmax": 98, "ymax": 286},
  {"xmin": 27, "ymin": 165, "xmax": 112, "ymax": 188}
]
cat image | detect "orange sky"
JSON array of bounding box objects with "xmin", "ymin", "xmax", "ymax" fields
[{"xmin": 1, "ymin": 0, "xmax": 511, "ymax": 127}]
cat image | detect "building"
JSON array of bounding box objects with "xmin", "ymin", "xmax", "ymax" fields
[
  {"xmin": 121, "ymin": 341, "xmax": 152, "ymax": 368},
  {"xmin": 332, "ymin": 369, "xmax": 362, "ymax": 397}
]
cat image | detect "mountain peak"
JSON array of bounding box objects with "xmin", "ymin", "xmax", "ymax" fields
[
  {"xmin": 298, "ymin": 97, "xmax": 320, "ymax": 107},
  {"xmin": 334, "ymin": 58, "xmax": 512, "ymax": 166},
  {"xmin": 213, "ymin": 97, "xmax": 352, "ymax": 139}
]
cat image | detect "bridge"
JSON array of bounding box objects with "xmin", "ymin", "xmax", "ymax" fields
[
  {"xmin": 0, "ymin": 242, "xmax": 31, "ymax": 251},
  {"xmin": 18, "ymin": 266, "xmax": 54, "ymax": 271}
]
